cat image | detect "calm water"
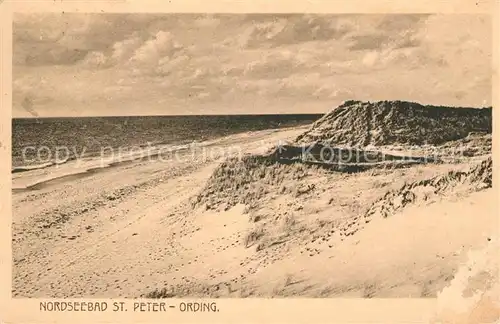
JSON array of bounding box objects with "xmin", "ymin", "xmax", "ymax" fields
[{"xmin": 12, "ymin": 114, "xmax": 323, "ymax": 167}]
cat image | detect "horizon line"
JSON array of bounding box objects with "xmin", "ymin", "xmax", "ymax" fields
[{"xmin": 12, "ymin": 112, "xmax": 328, "ymax": 119}]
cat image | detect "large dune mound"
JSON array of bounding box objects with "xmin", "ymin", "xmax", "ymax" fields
[
  {"xmin": 193, "ymin": 100, "xmax": 492, "ymax": 213},
  {"xmin": 295, "ymin": 100, "xmax": 492, "ymax": 147}
]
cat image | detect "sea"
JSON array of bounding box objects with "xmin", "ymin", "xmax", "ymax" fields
[{"xmin": 12, "ymin": 114, "xmax": 323, "ymax": 168}]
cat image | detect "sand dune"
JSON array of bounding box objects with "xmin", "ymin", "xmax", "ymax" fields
[
  {"xmin": 295, "ymin": 100, "xmax": 492, "ymax": 147},
  {"xmin": 12, "ymin": 102, "xmax": 496, "ymax": 311}
]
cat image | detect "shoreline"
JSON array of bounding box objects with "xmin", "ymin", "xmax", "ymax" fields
[{"xmin": 12, "ymin": 127, "xmax": 305, "ymax": 191}]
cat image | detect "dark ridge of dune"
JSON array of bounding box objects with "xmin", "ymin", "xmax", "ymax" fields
[
  {"xmin": 363, "ymin": 157, "xmax": 492, "ymax": 221},
  {"xmin": 295, "ymin": 100, "xmax": 492, "ymax": 147},
  {"xmin": 268, "ymin": 143, "xmax": 440, "ymax": 164}
]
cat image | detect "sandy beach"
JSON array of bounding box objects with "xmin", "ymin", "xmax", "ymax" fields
[
  {"xmin": 12, "ymin": 124, "xmax": 496, "ymax": 299},
  {"xmin": 12, "ymin": 127, "xmax": 303, "ymax": 297}
]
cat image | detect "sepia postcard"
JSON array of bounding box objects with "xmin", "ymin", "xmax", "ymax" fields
[{"xmin": 0, "ymin": 0, "xmax": 498, "ymax": 323}]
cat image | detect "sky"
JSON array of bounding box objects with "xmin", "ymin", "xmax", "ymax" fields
[{"xmin": 12, "ymin": 13, "xmax": 492, "ymax": 117}]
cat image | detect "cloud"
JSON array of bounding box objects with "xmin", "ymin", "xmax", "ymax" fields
[
  {"xmin": 129, "ymin": 31, "xmax": 183, "ymax": 66},
  {"xmin": 362, "ymin": 51, "xmax": 380, "ymax": 67},
  {"xmin": 391, "ymin": 31, "xmax": 421, "ymax": 49},
  {"xmin": 110, "ymin": 34, "xmax": 143, "ymax": 63},
  {"xmin": 348, "ymin": 34, "xmax": 390, "ymax": 51},
  {"xmin": 26, "ymin": 47, "xmax": 89, "ymax": 66},
  {"xmin": 237, "ymin": 20, "xmax": 287, "ymax": 48},
  {"xmin": 82, "ymin": 51, "xmax": 109, "ymax": 68},
  {"xmin": 13, "ymin": 13, "xmax": 117, "ymax": 66},
  {"xmin": 361, "ymin": 47, "xmax": 417, "ymax": 69},
  {"xmin": 242, "ymin": 51, "xmax": 305, "ymax": 79},
  {"xmin": 343, "ymin": 15, "xmax": 427, "ymax": 54},
  {"xmin": 156, "ymin": 54, "xmax": 191, "ymax": 76},
  {"xmin": 71, "ymin": 29, "xmax": 186, "ymax": 74},
  {"xmin": 193, "ymin": 15, "xmax": 221, "ymax": 28},
  {"xmin": 237, "ymin": 14, "xmax": 354, "ymax": 48},
  {"xmin": 13, "ymin": 13, "xmax": 178, "ymax": 67},
  {"xmin": 12, "ymin": 13, "xmax": 492, "ymax": 116}
]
